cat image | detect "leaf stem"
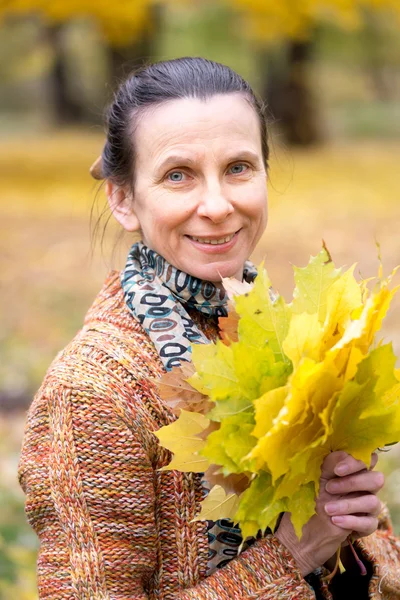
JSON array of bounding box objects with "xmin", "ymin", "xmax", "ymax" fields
[
  {"xmin": 322, "ymin": 537, "xmax": 367, "ymax": 584},
  {"xmin": 322, "ymin": 546, "xmax": 341, "ymax": 582},
  {"xmin": 347, "ymin": 536, "xmax": 367, "ymax": 576}
]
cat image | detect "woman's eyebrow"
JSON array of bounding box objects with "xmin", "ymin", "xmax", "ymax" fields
[
  {"xmin": 156, "ymin": 154, "xmax": 197, "ymax": 171},
  {"xmin": 225, "ymin": 150, "xmax": 260, "ymax": 163}
]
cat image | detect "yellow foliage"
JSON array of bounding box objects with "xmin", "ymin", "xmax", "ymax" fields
[
  {"xmin": 227, "ymin": 0, "xmax": 400, "ymax": 42},
  {"xmin": 155, "ymin": 248, "xmax": 400, "ymax": 538},
  {"xmin": 1, "ymin": 0, "xmax": 399, "ymax": 44},
  {"xmin": 0, "ymin": 0, "xmax": 155, "ymax": 44}
]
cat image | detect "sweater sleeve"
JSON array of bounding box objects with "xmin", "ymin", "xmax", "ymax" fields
[
  {"xmin": 18, "ymin": 381, "xmax": 316, "ymax": 600},
  {"xmin": 178, "ymin": 536, "xmax": 316, "ymax": 599},
  {"xmin": 356, "ymin": 506, "xmax": 400, "ymax": 598}
]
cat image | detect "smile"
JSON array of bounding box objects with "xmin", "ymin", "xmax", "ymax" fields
[{"xmin": 187, "ymin": 233, "xmax": 236, "ymax": 245}]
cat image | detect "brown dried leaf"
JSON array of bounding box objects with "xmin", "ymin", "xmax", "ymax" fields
[
  {"xmin": 197, "ymin": 420, "xmax": 220, "ymax": 441},
  {"xmin": 203, "ymin": 464, "xmax": 251, "ymax": 495},
  {"xmin": 219, "ymin": 300, "xmax": 239, "ymax": 345},
  {"xmin": 154, "ymin": 362, "xmax": 212, "ymax": 416}
]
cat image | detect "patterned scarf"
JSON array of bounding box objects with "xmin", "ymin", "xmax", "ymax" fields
[
  {"xmin": 121, "ymin": 241, "xmax": 259, "ymax": 575},
  {"xmin": 121, "ymin": 242, "xmax": 257, "ymax": 370}
]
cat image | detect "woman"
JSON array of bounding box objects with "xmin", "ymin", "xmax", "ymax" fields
[{"xmin": 18, "ymin": 57, "xmax": 400, "ymax": 600}]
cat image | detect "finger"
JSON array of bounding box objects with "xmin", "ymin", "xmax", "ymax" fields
[
  {"xmin": 326, "ymin": 471, "xmax": 384, "ymax": 495},
  {"xmin": 321, "ymin": 451, "xmax": 350, "ymax": 479},
  {"xmin": 325, "ymin": 494, "xmax": 382, "ymax": 517},
  {"xmin": 333, "ymin": 454, "xmax": 376, "ymax": 477},
  {"xmin": 330, "ymin": 515, "xmax": 378, "ymax": 536}
]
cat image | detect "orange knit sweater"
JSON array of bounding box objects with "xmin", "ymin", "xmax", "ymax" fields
[{"xmin": 18, "ymin": 272, "xmax": 400, "ymax": 600}]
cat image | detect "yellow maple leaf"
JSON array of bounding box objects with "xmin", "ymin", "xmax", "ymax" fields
[
  {"xmin": 320, "ymin": 265, "xmax": 363, "ymax": 355},
  {"xmin": 252, "ymin": 386, "xmax": 288, "ymax": 439},
  {"xmin": 250, "ymin": 357, "xmax": 343, "ymax": 483},
  {"xmin": 282, "ymin": 312, "xmax": 323, "ymax": 366},
  {"xmin": 334, "ymin": 284, "xmax": 397, "ymax": 356},
  {"xmin": 192, "ymin": 485, "xmax": 240, "ymax": 522},
  {"xmin": 154, "ymin": 410, "xmax": 210, "ymax": 473}
]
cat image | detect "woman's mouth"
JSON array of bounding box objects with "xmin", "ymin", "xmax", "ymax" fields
[
  {"xmin": 185, "ymin": 230, "xmax": 240, "ymax": 252},
  {"xmin": 188, "ymin": 232, "xmax": 236, "ymax": 245}
]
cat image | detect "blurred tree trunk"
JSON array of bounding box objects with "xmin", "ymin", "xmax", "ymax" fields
[
  {"xmin": 47, "ymin": 24, "xmax": 85, "ymax": 124},
  {"xmin": 46, "ymin": 5, "xmax": 163, "ymax": 123},
  {"xmin": 262, "ymin": 39, "xmax": 323, "ymax": 145},
  {"xmin": 107, "ymin": 4, "xmax": 163, "ymax": 93},
  {"xmin": 362, "ymin": 15, "xmax": 394, "ymax": 102}
]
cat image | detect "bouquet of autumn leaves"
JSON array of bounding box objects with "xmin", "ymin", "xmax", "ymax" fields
[{"xmin": 154, "ymin": 246, "xmax": 400, "ymax": 542}]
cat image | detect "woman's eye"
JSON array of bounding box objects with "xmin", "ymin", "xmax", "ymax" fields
[
  {"xmin": 229, "ymin": 164, "xmax": 248, "ymax": 175},
  {"xmin": 167, "ymin": 171, "xmax": 185, "ymax": 182}
]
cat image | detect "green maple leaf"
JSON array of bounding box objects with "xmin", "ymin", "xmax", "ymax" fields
[
  {"xmin": 233, "ymin": 343, "xmax": 291, "ymax": 399},
  {"xmin": 201, "ymin": 413, "xmax": 257, "ymax": 474},
  {"xmin": 355, "ymin": 343, "xmax": 398, "ymax": 404},
  {"xmin": 206, "ymin": 396, "xmax": 253, "ymax": 421},
  {"xmin": 191, "ymin": 338, "xmax": 291, "ymax": 422},
  {"xmin": 224, "ymin": 423, "xmax": 258, "ymax": 472},
  {"xmin": 235, "ymin": 471, "xmax": 285, "ymax": 539},
  {"xmin": 200, "ymin": 424, "xmax": 239, "ymax": 474},
  {"xmin": 286, "ymin": 482, "xmax": 316, "ymax": 539},
  {"xmin": 189, "ymin": 341, "xmax": 237, "ymax": 401},
  {"xmin": 237, "ymin": 475, "xmax": 316, "ymax": 540},
  {"xmin": 291, "ymin": 247, "xmax": 342, "ymax": 322},
  {"xmin": 327, "ymin": 378, "xmax": 398, "ymax": 465},
  {"xmin": 235, "ymin": 268, "xmax": 291, "ymax": 363}
]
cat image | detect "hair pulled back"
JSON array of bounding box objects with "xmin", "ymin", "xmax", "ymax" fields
[{"xmin": 101, "ymin": 57, "xmax": 269, "ymax": 188}]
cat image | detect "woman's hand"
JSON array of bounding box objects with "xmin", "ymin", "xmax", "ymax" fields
[
  {"xmin": 274, "ymin": 451, "xmax": 384, "ymax": 576},
  {"xmin": 324, "ymin": 452, "xmax": 383, "ymax": 539}
]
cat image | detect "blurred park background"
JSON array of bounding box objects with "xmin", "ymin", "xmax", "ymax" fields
[{"xmin": 1, "ymin": 0, "xmax": 400, "ymax": 597}]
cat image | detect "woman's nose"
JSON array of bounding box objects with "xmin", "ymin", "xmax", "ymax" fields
[{"xmin": 197, "ymin": 185, "xmax": 234, "ymax": 222}]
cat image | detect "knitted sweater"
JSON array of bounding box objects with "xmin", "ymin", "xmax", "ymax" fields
[{"xmin": 18, "ymin": 271, "xmax": 400, "ymax": 600}]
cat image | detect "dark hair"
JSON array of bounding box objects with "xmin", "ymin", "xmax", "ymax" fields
[{"xmin": 101, "ymin": 56, "xmax": 269, "ymax": 188}]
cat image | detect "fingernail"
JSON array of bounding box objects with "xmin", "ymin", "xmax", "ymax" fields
[
  {"xmin": 332, "ymin": 516, "xmax": 345, "ymax": 525},
  {"xmin": 326, "ymin": 481, "xmax": 340, "ymax": 493},
  {"xmin": 325, "ymin": 502, "xmax": 339, "ymax": 515},
  {"xmin": 335, "ymin": 463, "xmax": 349, "ymax": 475}
]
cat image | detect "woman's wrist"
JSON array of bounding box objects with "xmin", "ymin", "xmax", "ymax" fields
[{"xmin": 274, "ymin": 527, "xmax": 317, "ymax": 577}]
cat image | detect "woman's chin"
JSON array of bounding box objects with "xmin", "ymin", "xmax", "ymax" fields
[{"xmin": 186, "ymin": 261, "xmax": 244, "ymax": 283}]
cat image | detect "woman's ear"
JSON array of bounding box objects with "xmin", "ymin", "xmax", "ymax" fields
[{"xmin": 105, "ymin": 181, "xmax": 140, "ymax": 232}]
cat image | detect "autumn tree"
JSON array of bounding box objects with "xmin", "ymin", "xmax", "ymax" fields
[
  {"xmin": 1, "ymin": 0, "xmax": 399, "ymax": 137},
  {"xmin": 0, "ymin": 0, "xmax": 160, "ymax": 123},
  {"xmin": 225, "ymin": 0, "xmax": 400, "ymax": 144}
]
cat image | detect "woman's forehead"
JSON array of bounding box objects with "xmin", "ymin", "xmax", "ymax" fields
[{"xmin": 134, "ymin": 94, "xmax": 262, "ymax": 165}]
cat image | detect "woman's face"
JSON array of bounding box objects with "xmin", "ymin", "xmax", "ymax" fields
[{"xmin": 112, "ymin": 93, "xmax": 268, "ymax": 282}]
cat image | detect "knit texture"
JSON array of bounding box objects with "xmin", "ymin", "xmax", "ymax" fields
[{"xmin": 18, "ymin": 271, "xmax": 400, "ymax": 600}]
